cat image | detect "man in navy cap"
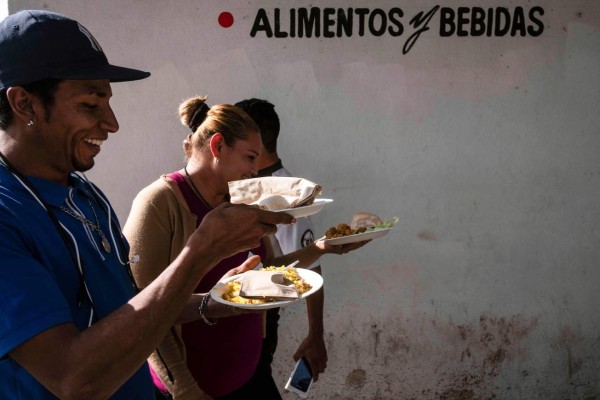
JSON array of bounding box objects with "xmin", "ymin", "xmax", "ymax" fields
[{"xmin": 0, "ymin": 10, "xmax": 293, "ymax": 399}]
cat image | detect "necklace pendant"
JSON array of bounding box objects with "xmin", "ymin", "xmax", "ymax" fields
[{"xmin": 101, "ymin": 237, "xmax": 112, "ymax": 253}]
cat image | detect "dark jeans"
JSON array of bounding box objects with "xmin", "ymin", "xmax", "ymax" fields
[
  {"xmin": 155, "ymin": 387, "xmax": 173, "ymax": 400},
  {"xmin": 215, "ymin": 357, "xmax": 282, "ymax": 400},
  {"xmin": 156, "ymin": 308, "xmax": 282, "ymax": 400},
  {"xmin": 155, "ymin": 365, "xmax": 281, "ymax": 400},
  {"xmin": 258, "ymin": 307, "xmax": 281, "ymax": 374}
]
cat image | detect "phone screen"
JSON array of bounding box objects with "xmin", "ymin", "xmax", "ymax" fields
[{"xmin": 290, "ymin": 358, "xmax": 313, "ymax": 392}]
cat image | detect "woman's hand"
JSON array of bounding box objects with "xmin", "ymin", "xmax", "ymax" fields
[
  {"xmin": 203, "ymin": 255, "xmax": 262, "ymax": 318},
  {"xmin": 220, "ymin": 254, "xmax": 262, "ymax": 279}
]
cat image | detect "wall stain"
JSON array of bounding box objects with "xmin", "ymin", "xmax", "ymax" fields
[
  {"xmin": 551, "ymin": 325, "xmax": 582, "ymax": 349},
  {"xmin": 337, "ymin": 313, "xmax": 538, "ymax": 399},
  {"xmin": 346, "ymin": 368, "xmax": 367, "ymax": 389},
  {"xmin": 372, "ymin": 323, "xmax": 382, "ymax": 358},
  {"xmin": 551, "ymin": 325, "xmax": 584, "ymax": 381},
  {"xmin": 438, "ymin": 388, "xmax": 476, "ymax": 400},
  {"xmin": 418, "ymin": 230, "xmax": 437, "ymax": 241}
]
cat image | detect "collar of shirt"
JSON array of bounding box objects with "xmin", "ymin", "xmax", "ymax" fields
[{"xmin": 25, "ymin": 173, "xmax": 92, "ymax": 207}]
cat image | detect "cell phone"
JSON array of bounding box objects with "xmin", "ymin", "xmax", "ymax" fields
[{"xmin": 285, "ymin": 357, "xmax": 313, "ymax": 398}]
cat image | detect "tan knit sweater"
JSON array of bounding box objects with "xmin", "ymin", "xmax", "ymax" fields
[{"xmin": 123, "ymin": 175, "xmax": 205, "ymax": 399}]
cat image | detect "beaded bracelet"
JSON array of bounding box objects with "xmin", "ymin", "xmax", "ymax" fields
[{"xmin": 199, "ymin": 294, "xmax": 217, "ymax": 326}]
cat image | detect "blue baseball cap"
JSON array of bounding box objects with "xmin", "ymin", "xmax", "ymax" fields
[{"xmin": 0, "ymin": 10, "xmax": 150, "ymax": 90}]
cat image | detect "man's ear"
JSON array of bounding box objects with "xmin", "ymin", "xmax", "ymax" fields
[
  {"xmin": 209, "ymin": 132, "xmax": 224, "ymax": 158},
  {"xmin": 6, "ymin": 87, "xmax": 37, "ymax": 125}
]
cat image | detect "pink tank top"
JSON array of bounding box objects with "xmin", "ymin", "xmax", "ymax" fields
[{"xmin": 168, "ymin": 172, "xmax": 265, "ymax": 397}]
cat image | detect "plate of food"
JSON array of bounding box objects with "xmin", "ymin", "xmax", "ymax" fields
[
  {"xmin": 210, "ymin": 265, "xmax": 323, "ymax": 310},
  {"xmin": 323, "ymin": 212, "xmax": 398, "ymax": 246},
  {"xmin": 272, "ymin": 198, "xmax": 333, "ymax": 218},
  {"xmin": 324, "ymin": 227, "xmax": 393, "ymax": 245}
]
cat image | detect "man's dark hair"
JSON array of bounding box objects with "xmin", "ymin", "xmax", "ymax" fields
[
  {"xmin": 0, "ymin": 79, "xmax": 61, "ymax": 130},
  {"xmin": 235, "ymin": 98, "xmax": 280, "ymax": 154}
]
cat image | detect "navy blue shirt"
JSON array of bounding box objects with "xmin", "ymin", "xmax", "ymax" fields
[{"xmin": 0, "ymin": 165, "xmax": 153, "ymax": 399}]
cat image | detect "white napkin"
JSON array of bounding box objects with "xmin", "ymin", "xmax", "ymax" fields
[
  {"xmin": 239, "ymin": 270, "xmax": 299, "ymax": 299},
  {"xmin": 229, "ymin": 176, "xmax": 322, "ymax": 210}
]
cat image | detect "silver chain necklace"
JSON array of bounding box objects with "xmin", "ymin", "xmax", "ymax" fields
[{"xmin": 59, "ymin": 199, "xmax": 112, "ymax": 253}]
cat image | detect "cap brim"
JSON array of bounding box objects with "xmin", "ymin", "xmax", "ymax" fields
[{"xmin": 51, "ymin": 63, "xmax": 150, "ymax": 83}]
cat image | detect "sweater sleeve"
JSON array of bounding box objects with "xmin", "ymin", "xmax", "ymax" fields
[
  {"xmin": 123, "ymin": 177, "xmax": 206, "ymax": 399},
  {"xmin": 124, "ymin": 179, "xmax": 177, "ymax": 288}
]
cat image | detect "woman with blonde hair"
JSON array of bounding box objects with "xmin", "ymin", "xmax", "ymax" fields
[{"xmin": 124, "ymin": 96, "xmax": 365, "ymax": 399}]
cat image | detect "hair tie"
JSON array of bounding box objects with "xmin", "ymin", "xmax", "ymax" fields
[{"xmin": 188, "ymin": 103, "xmax": 210, "ymax": 132}]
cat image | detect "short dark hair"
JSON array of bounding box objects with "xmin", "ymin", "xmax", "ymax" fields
[
  {"xmin": 235, "ymin": 98, "xmax": 280, "ymax": 154},
  {"xmin": 0, "ymin": 79, "xmax": 60, "ymax": 130}
]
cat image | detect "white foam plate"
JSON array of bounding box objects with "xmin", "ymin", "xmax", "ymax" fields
[
  {"xmin": 323, "ymin": 227, "xmax": 393, "ymax": 246},
  {"xmin": 210, "ymin": 267, "xmax": 323, "ymax": 310},
  {"xmin": 275, "ymin": 198, "xmax": 333, "ymax": 218}
]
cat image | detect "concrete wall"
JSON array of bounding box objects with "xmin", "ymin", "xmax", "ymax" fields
[{"xmin": 8, "ymin": 1, "xmax": 599, "ymax": 399}]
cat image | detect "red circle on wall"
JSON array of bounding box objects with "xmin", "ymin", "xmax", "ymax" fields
[{"xmin": 218, "ymin": 12, "xmax": 234, "ymax": 28}]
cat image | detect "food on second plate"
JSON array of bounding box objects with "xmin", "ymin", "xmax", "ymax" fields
[
  {"xmin": 325, "ymin": 212, "xmax": 399, "ymax": 239},
  {"xmin": 325, "ymin": 223, "xmax": 368, "ymax": 239},
  {"xmin": 350, "ymin": 211, "xmax": 383, "ymax": 230},
  {"xmin": 221, "ymin": 265, "xmax": 312, "ymax": 304}
]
